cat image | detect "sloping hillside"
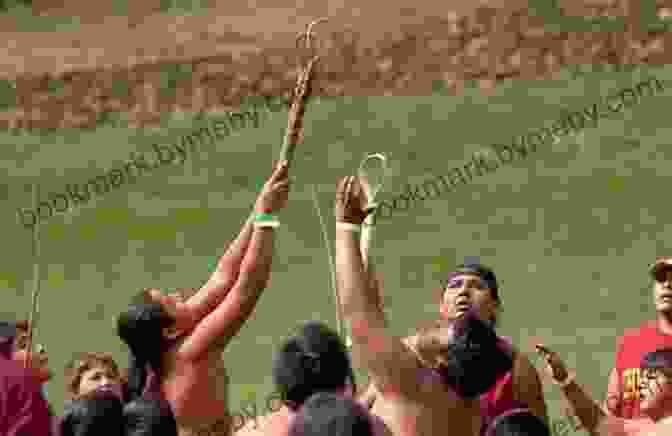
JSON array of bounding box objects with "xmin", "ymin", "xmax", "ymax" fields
[{"xmin": 0, "ymin": 0, "xmax": 670, "ymax": 130}]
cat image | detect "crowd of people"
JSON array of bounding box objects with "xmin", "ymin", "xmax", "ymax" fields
[{"xmin": 3, "ymin": 160, "xmax": 672, "ymax": 436}]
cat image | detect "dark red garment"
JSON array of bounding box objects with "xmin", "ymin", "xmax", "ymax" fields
[
  {"xmin": 614, "ymin": 321, "xmax": 672, "ymax": 418},
  {"xmin": 479, "ymin": 337, "xmax": 516, "ymax": 435},
  {"xmin": 0, "ymin": 356, "xmax": 52, "ymax": 436}
]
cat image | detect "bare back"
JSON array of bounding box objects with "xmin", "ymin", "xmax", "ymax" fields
[
  {"xmin": 234, "ymin": 407, "xmax": 293, "ymax": 436},
  {"xmin": 370, "ymin": 366, "xmax": 481, "ymax": 436},
  {"xmin": 161, "ymin": 339, "xmax": 232, "ymax": 436}
]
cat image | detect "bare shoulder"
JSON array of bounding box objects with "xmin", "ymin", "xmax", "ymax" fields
[
  {"xmin": 510, "ymin": 345, "xmax": 536, "ymax": 375},
  {"xmin": 235, "ymin": 409, "xmax": 291, "ymax": 436}
]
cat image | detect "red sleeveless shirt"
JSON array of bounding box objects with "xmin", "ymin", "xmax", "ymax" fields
[
  {"xmin": 614, "ymin": 321, "xmax": 672, "ymax": 419},
  {"xmin": 479, "ymin": 336, "xmax": 516, "ymax": 435}
]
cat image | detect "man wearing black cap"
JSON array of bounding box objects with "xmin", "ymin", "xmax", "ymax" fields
[
  {"xmin": 605, "ymin": 257, "xmax": 672, "ymax": 420},
  {"xmin": 0, "ymin": 321, "xmax": 52, "ymax": 435},
  {"xmin": 438, "ymin": 259, "xmax": 501, "ymax": 325},
  {"xmin": 437, "ymin": 258, "xmax": 548, "ymax": 433},
  {"xmin": 358, "ymin": 258, "xmax": 548, "ymax": 433}
]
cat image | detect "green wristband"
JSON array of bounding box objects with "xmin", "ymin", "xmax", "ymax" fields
[{"xmin": 254, "ymin": 212, "xmax": 278, "ymax": 222}]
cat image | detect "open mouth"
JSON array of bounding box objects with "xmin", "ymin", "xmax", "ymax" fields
[
  {"xmin": 660, "ymin": 295, "xmax": 672, "ymax": 304},
  {"xmin": 455, "ymin": 302, "xmax": 471, "ymax": 315}
]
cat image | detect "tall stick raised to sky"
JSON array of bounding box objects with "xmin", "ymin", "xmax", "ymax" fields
[
  {"xmin": 278, "ymin": 18, "xmax": 327, "ymax": 166},
  {"xmin": 25, "ymin": 183, "xmax": 41, "ymax": 370}
]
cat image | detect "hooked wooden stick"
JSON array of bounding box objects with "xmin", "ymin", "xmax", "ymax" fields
[
  {"xmin": 278, "ymin": 18, "xmax": 328, "ymax": 166},
  {"xmin": 25, "ymin": 183, "xmax": 41, "ymax": 370}
]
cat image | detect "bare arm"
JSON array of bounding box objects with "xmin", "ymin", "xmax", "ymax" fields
[
  {"xmin": 512, "ymin": 351, "xmax": 549, "ymax": 424},
  {"xmin": 185, "ymin": 212, "xmax": 256, "ymax": 321},
  {"xmin": 537, "ymin": 345, "xmax": 604, "ymax": 436},
  {"xmin": 357, "ymin": 382, "xmax": 379, "ymax": 410},
  {"xmin": 605, "ymin": 335, "xmax": 625, "ymax": 417},
  {"xmin": 177, "ymin": 225, "xmax": 276, "ymax": 360},
  {"xmin": 177, "ymin": 162, "xmax": 289, "ymax": 360},
  {"xmin": 352, "ymin": 222, "xmax": 386, "ymax": 409},
  {"xmin": 560, "ymin": 379, "xmax": 606, "ymax": 436},
  {"xmin": 356, "ymin": 334, "xmax": 427, "ymax": 409},
  {"xmin": 604, "ymin": 368, "xmax": 622, "ymax": 416},
  {"xmin": 336, "ymin": 225, "xmax": 418, "ymax": 397}
]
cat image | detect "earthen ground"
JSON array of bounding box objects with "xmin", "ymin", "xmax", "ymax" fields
[{"xmin": 0, "ymin": 0, "xmax": 671, "ymax": 129}]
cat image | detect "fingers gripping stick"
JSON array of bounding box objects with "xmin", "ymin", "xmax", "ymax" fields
[{"xmin": 357, "ymin": 153, "xmax": 389, "ymax": 228}]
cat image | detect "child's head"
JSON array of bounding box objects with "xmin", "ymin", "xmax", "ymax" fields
[
  {"xmin": 485, "ymin": 409, "xmax": 550, "ymax": 436},
  {"xmin": 289, "ymin": 393, "xmax": 377, "ymax": 436},
  {"xmin": 65, "ymin": 352, "xmax": 123, "ymax": 400},
  {"xmin": 640, "ymin": 348, "xmax": 672, "ymax": 418},
  {"xmin": 273, "ymin": 321, "xmax": 355, "ymax": 411},
  {"xmin": 0, "ymin": 319, "xmax": 52, "ymax": 382}
]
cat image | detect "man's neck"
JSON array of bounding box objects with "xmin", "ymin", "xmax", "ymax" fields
[
  {"xmin": 657, "ymin": 314, "xmax": 672, "ymax": 335},
  {"xmin": 658, "ymin": 414, "xmax": 672, "ymax": 424}
]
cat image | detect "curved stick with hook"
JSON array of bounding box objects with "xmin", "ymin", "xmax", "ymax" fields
[
  {"xmin": 343, "ymin": 153, "xmax": 390, "ymax": 347},
  {"xmin": 278, "ymin": 18, "xmax": 328, "ymax": 166}
]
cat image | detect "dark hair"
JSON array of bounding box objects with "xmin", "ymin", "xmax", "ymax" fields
[
  {"xmin": 487, "ymin": 409, "xmax": 550, "ymax": 436},
  {"xmin": 434, "ymin": 310, "xmax": 512, "ymax": 399},
  {"xmin": 273, "ymin": 321, "xmax": 354, "ymax": 411},
  {"xmin": 116, "ymin": 290, "xmax": 174, "ymax": 401},
  {"xmin": 289, "ymin": 393, "xmax": 373, "ymax": 436},
  {"xmin": 0, "ymin": 321, "xmax": 17, "ymax": 358},
  {"xmin": 641, "ymin": 348, "xmax": 672, "ymax": 370},
  {"xmin": 124, "ymin": 397, "xmax": 178, "ymax": 436},
  {"xmin": 455, "ymin": 263, "xmax": 498, "ymax": 298},
  {"xmin": 60, "ymin": 390, "xmax": 124, "ymax": 436},
  {"xmin": 64, "ymin": 352, "xmax": 121, "ymax": 399}
]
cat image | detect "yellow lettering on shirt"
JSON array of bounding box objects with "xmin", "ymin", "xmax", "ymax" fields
[{"xmin": 622, "ymin": 368, "xmax": 641, "ymax": 401}]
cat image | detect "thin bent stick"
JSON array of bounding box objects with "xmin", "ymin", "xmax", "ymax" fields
[
  {"xmin": 358, "ymin": 153, "xmax": 388, "ymax": 265},
  {"xmin": 344, "ymin": 153, "xmax": 390, "ymax": 347},
  {"xmin": 310, "ymin": 185, "xmax": 344, "ymax": 338},
  {"xmin": 25, "ymin": 183, "xmax": 41, "ymax": 370}
]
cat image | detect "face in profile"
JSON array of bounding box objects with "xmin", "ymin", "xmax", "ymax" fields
[
  {"xmin": 11, "ymin": 326, "xmax": 52, "ymax": 383},
  {"xmin": 653, "ymin": 267, "xmax": 672, "ymax": 314},
  {"xmin": 640, "ymin": 367, "xmax": 672, "ymax": 414}
]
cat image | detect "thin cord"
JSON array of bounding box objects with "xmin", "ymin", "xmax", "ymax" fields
[
  {"xmin": 310, "ymin": 184, "xmax": 344, "ymax": 339},
  {"xmin": 25, "ymin": 183, "xmax": 41, "ymax": 370}
]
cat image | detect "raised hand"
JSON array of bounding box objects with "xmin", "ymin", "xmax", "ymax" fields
[
  {"xmin": 334, "ymin": 176, "xmax": 370, "ymax": 225},
  {"xmin": 254, "ymin": 160, "xmax": 290, "ymax": 214},
  {"xmin": 535, "ymin": 344, "xmax": 570, "ymax": 383}
]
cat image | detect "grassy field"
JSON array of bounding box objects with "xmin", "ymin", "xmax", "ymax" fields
[{"xmin": 2, "ymin": 64, "xmax": 672, "ymax": 433}]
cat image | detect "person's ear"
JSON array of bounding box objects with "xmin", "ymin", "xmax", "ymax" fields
[
  {"xmin": 439, "ymin": 303, "xmax": 450, "ymax": 319},
  {"xmin": 162, "ymin": 325, "xmax": 183, "ymax": 340}
]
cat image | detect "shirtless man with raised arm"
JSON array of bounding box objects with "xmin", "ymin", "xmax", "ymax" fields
[
  {"xmin": 334, "ymin": 175, "xmax": 512, "ymax": 436},
  {"xmin": 117, "ymin": 160, "xmax": 290, "ymax": 436}
]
